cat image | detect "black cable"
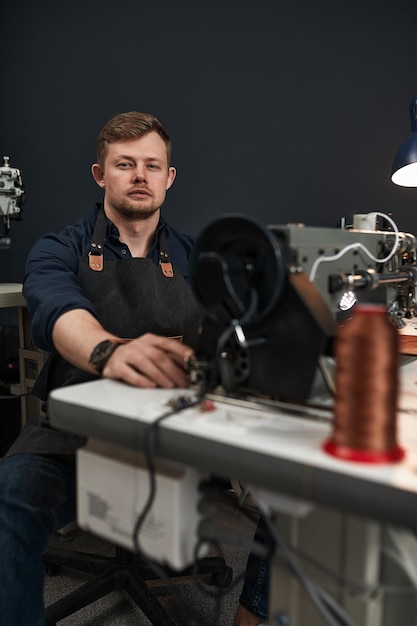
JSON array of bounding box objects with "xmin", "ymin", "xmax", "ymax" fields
[
  {"xmin": 131, "ymin": 394, "xmax": 206, "ymax": 626},
  {"xmin": 132, "ymin": 395, "xmax": 203, "ymax": 552}
]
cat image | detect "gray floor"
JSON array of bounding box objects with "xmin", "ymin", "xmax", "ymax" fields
[{"xmin": 44, "ymin": 499, "xmax": 259, "ymax": 625}]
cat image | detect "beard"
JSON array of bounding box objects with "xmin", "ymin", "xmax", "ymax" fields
[{"xmin": 108, "ymin": 196, "xmax": 160, "ymax": 221}]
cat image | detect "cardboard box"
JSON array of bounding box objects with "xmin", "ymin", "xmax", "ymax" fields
[{"xmin": 77, "ymin": 439, "xmax": 207, "ymax": 570}]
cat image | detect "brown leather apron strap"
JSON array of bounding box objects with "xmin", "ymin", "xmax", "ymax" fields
[
  {"xmin": 158, "ymin": 230, "xmax": 174, "ymax": 278},
  {"xmin": 88, "ymin": 205, "xmax": 107, "ymax": 271}
]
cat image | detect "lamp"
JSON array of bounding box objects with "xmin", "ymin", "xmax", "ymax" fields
[{"xmin": 391, "ymin": 97, "xmax": 417, "ymax": 187}]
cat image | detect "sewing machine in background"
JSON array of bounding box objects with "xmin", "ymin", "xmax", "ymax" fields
[{"xmin": 0, "ymin": 156, "xmax": 24, "ymax": 249}]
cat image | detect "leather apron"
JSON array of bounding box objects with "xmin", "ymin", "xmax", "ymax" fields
[{"xmin": 7, "ymin": 209, "xmax": 203, "ymax": 458}]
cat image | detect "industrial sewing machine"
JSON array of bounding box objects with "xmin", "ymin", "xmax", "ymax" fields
[
  {"xmin": 188, "ymin": 212, "xmax": 417, "ymax": 403},
  {"xmin": 0, "ymin": 156, "xmax": 24, "ymax": 248}
]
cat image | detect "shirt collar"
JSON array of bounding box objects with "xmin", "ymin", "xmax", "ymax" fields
[{"xmin": 92, "ymin": 203, "xmax": 167, "ymax": 256}]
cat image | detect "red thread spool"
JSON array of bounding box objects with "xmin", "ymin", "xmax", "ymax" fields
[{"xmin": 323, "ymin": 303, "xmax": 405, "ymax": 463}]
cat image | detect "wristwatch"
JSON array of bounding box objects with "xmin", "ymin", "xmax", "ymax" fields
[{"xmin": 88, "ymin": 339, "xmax": 122, "ymax": 374}]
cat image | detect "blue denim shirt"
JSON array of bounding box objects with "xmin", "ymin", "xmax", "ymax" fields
[{"xmin": 23, "ymin": 205, "xmax": 195, "ymax": 352}]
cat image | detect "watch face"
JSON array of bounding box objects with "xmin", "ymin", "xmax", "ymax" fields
[
  {"xmin": 96, "ymin": 341, "xmax": 113, "ymax": 358},
  {"xmin": 89, "ymin": 340, "xmax": 119, "ymax": 371}
]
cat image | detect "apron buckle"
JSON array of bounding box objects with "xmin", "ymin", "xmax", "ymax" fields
[
  {"xmin": 89, "ymin": 252, "xmax": 104, "ymax": 271},
  {"xmin": 159, "ymin": 260, "xmax": 174, "ymax": 278}
]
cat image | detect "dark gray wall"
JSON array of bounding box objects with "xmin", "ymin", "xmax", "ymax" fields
[{"xmin": 1, "ymin": 0, "xmax": 417, "ymax": 284}]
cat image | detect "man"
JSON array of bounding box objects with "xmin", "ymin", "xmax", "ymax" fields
[{"xmin": 0, "ymin": 111, "xmax": 204, "ymax": 625}]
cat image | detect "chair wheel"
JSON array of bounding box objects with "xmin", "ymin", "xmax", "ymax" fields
[
  {"xmin": 211, "ymin": 566, "xmax": 233, "ymax": 588},
  {"xmin": 44, "ymin": 562, "xmax": 61, "ymax": 576}
]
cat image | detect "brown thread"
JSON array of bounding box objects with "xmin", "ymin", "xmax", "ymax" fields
[{"xmin": 323, "ymin": 304, "xmax": 405, "ymax": 463}]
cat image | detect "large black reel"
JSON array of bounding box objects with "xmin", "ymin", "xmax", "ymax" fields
[{"xmin": 190, "ymin": 214, "xmax": 287, "ymax": 328}]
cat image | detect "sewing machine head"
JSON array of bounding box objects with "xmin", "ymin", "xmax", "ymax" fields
[
  {"xmin": 189, "ymin": 212, "xmax": 417, "ymax": 403},
  {"xmin": 0, "ymin": 156, "xmax": 25, "ymax": 249}
]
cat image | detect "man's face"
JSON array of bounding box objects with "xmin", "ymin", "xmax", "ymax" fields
[{"xmin": 92, "ymin": 131, "xmax": 176, "ymax": 221}]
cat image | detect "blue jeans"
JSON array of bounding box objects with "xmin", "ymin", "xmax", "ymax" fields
[
  {"xmin": 239, "ymin": 516, "xmax": 271, "ymax": 622},
  {"xmin": 0, "ymin": 453, "xmax": 76, "ymax": 625}
]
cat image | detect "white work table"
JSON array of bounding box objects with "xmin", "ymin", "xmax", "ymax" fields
[
  {"xmin": 0, "ymin": 283, "xmax": 25, "ymax": 308},
  {"xmin": 48, "ymin": 357, "xmax": 417, "ymax": 531}
]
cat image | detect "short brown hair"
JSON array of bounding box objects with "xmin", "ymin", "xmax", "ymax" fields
[{"xmin": 96, "ymin": 111, "xmax": 172, "ymax": 167}]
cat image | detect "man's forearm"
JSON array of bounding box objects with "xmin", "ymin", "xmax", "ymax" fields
[{"xmin": 52, "ymin": 309, "xmax": 121, "ymax": 373}]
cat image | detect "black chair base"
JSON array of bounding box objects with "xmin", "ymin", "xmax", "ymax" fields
[{"xmin": 43, "ymin": 544, "xmax": 233, "ymax": 626}]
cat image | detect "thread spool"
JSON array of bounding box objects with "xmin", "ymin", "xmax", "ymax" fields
[{"xmin": 323, "ymin": 303, "xmax": 405, "ymax": 463}]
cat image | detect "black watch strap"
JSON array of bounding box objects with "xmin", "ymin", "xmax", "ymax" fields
[{"xmin": 88, "ymin": 339, "xmax": 123, "ymax": 374}]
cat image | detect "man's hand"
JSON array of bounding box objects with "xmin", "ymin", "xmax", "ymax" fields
[
  {"xmin": 102, "ymin": 333, "xmax": 193, "ymax": 388},
  {"xmin": 53, "ymin": 310, "xmax": 194, "ymax": 389}
]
